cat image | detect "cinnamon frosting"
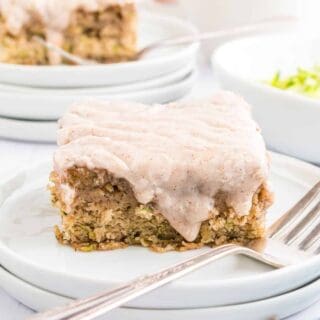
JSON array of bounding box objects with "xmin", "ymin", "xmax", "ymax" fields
[{"xmin": 54, "ymin": 92, "xmax": 269, "ymax": 242}]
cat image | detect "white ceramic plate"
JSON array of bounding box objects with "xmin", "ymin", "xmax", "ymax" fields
[
  {"xmin": 212, "ymin": 34, "xmax": 320, "ymax": 164},
  {"xmin": 0, "ymin": 153, "xmax": 319, "ymax": 309},
  {"xmin": 0, "ymin": 12, "xmax": 199, "ymax": 88},
  {"xmin": 0, "ymin": 71, "xmax": 195, "ymax": 122},
  {"xmin": 0, "ymin": 62, "xmax": 193, "ymax": 96},
  {"xmin": 0, "ymin": 118, "xmax": 57, "ymax": 143},
  {"xmin": 0, "ymin": 265, "xmax": 319, "ymax": 320}
]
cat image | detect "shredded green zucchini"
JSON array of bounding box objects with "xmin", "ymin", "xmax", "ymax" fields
[{"xmin": 268, "ymin": 65, "xmax": 320, "ymax": 98}]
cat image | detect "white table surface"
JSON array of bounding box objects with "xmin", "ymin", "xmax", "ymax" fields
[{"xmin": 0, "ymin": 67, "xmax": 319, "ymax": 320}]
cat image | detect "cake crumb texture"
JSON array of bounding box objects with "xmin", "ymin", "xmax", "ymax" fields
[
  {"xmin": 50, "ymin": 167, "xmax": 272, "ymax": 252},
  {"xmin": 0, "ymin": 1, "xmax": 137, "ymax": 64}
]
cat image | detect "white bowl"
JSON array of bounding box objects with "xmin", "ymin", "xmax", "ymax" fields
[{"xmin": 212, "ymin": 34, "xmax": 320, "ymax": 164}]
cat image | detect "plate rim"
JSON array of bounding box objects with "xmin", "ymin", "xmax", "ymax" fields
[
  {"xmin": 0, "ymin": 69, "xmax": 196, "ymax": 99},
  {"xmin": 0, "ymin": 264, "xmax": 319, "ymax": 318},
  {"xmin": 0, "ymin": 70, "xmax": 196, "ymax": 123},
  {"xmin": 0, "ymin": 62, "xmax": 195, "ymax": 95}
]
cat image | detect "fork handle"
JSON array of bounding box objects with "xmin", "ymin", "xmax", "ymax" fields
[
  {"xmin": 28, "ymin": 245, "xmax": 284, "ymax": 320},
  {"xmin": 150, "ymin": 15, "xmax": 298, "ymax": 49}
]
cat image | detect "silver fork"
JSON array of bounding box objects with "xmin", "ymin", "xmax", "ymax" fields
[
  {"xmin": 32, "ymin": 16, "xmax": 297, "ymax": 65},
  {"xmin": 28, "ymin": 181, "xmax": 320, "ymax": 320}
]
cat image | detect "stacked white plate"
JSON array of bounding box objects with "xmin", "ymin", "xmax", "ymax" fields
[
  {"xmin": 0, "ymin": 152, "xmax": 319, "ymax": 319},
  {"xmin": 0, "ymin": 12, "xmax": 199, "ymax": 142}
]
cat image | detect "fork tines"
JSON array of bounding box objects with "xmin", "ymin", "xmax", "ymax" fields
[
  {"xmin": 268, "ymin": 181, "xmax": 320, "ymax": 253},
  {"xmin": 299, "ymin": 221, "xmax": 320, "ymax": 252}
]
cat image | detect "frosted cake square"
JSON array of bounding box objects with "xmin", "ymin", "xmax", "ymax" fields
[
  {"xmin": 0, "ymin": 0, "xmax": 137, "ymax": 65},
  {"xmin": 50, "ymin": 91, "xmax": 273, "ymax": 252}
]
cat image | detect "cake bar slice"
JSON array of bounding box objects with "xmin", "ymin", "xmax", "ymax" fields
[
  {"xmin": 50, "ymin": 92, "xmax": 273, "ymax": 252},
  {"xmin": 0, "ymin": 0, "xmax": 137, "ymax": 65}
]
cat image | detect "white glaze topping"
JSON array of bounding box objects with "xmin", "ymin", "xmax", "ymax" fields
[{"xmin": 54, "ymin": 91, "xmax": 269, "ymax": 242}]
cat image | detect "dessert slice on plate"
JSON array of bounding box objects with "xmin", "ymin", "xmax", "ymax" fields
[
  {"xmin": 50, "ymin": 91, "xmax": 273, "ymax": 252},
  {"xmin": 0, "ymin": 0, "xmax": 137, "ymax": 65}
]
